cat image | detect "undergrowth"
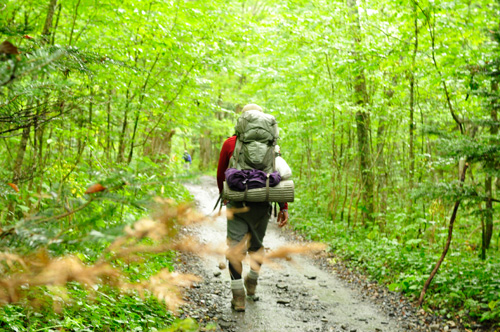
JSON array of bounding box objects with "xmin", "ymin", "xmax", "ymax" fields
[
  {"xmin": 0, "ymin": 157, "xmax": 201, "ymax": 331},
  {"xmin": 291, "ymin": 196, "xmax": 500, "ymax": 330},
  {"xmin": 0, "ymin": 284, "xmax": 175, "ymax": 332}
]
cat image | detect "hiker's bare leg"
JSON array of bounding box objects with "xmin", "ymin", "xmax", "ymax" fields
[{"xmin": 226, "ymin": 202, "xmax": 270, "ymax": 307}]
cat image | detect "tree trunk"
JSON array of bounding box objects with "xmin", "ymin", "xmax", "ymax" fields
[
  {"xmin": 356, "ymin": 110, "xmax": 374, "ymax": 225},
  {"xmin": 68, "ymin": 0, "xmax": 82, "ymax": 46},
  {"xmin": 143, "ymin": 129, "xmax": 175, "ymax": 162},
  {"xmin": 107, "ymin": 90, "xmax": 113, "ymax": 162},
  {"xmin": 348, "ymin": 0, "xmax": 374, "ymax": 225},
  {"xmin": 50, "ymin": 3, "xmax": 62, "ymax": 45},
  {"xmin": 409, "ymin": 3, "xmax": 418, "ymax": 189},
  {"xmin": 418, "ymin": 163, "xmax": 468, "ymax": 307},
  {"xmin": 376, "ymin": 118, "xmax": 387, "ymax": 224},
  {"xmin": 7, "ymin": 121, "xmax": 31, "ymax": 220},
  {"xmin": 127, "ymin": 111, "xmax": 140, "ymax": 164},
  {"xmin": 42, "ymin": 0, "xmax": 58, "ymax": 42},
  {"xmin": 199, "ymin": 130, "xmax": 212, "ymax": 171},
  {"xmin": 162, "ymin": 130, "xmax": 176, "ymax": 158},
  {"xmin": 88, "ymin": 85, "xmax": 93, "ymax": 171},
  {"xmin": 325, "ymin": 52, "xmax": 339, "ymax": 221},
  {"xmin": 28, "ymin": 100, "xmax": 48, "ymax": 191},
  {"xmin": 117, "ymin": 87, "xmax": 131, "ymax": 163},
  {"xmin": 406, "ymin": 5, "xmax": 419, "ymax": 224},
  {"xmin": 483, "ymin": 80, "xmax": 499, "ymax": 252},
  {"xmin": 12, "ymin": 124, "xmax": 31, "ymax": 184},
  {"xmin": 127, "ymin": 54, "xmax": 159, "ymax": 164}
]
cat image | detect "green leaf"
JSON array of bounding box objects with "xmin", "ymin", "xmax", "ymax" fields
[
  {"xmin": 488, "ymin": 300, "xmax": 498, "ymax": 311},
  {"xmin": 17, "ymin": 205, "xmax": 29, "ymax": 212},
  {"xmin": 388, "ymin": 283, "xmax": 400, "ymax": 292},
  {"xmin": 95, "ymin": 219, "xmax": 106, "ymax": 228}
]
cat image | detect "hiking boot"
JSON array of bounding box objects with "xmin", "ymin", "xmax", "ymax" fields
[
  {"xmin": 231, "ymin": 288, "xmax": 246, "ymax": 311},
  {"xmin": 244, "ymin": 276, "xmax": 258, "ymax": 297}
]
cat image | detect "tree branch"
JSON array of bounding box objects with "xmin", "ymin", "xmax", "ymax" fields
[
  {"xmin": 30, "ymin": 197, "xmax": 95, "ymax": 225},
  {"xmin": 415, "ymin": 0, "xmax": 463, "ymax": 134},
  {"xmin": 140, "ymin": 63, "xmax": 196, "ymax": 146}
]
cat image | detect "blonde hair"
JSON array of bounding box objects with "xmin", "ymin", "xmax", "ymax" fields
[{"xmin": 241, "ymin": 104, "xmax": 263, "ymax": 112}]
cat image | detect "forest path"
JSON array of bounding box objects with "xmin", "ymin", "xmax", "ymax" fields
[{"xmin": 178, "ymin": 176, "xmax": 446, "ymax": 332}]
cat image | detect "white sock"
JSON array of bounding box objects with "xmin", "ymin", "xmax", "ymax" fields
[
  {"xmin": 248, "ymin": 269, "xmax": 259, "ymax": 280},
  {"xmin": 231, "ymin": 279, "xmax": 244, "ymax": 290}
]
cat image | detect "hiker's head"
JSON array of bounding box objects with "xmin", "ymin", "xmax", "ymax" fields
[{"xmin": 241, "ymin": 104, "xmax": 263, "ymax": 113}]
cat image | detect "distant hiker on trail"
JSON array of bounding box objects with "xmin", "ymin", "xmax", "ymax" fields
[
  {"xmin": 216, "ymin": 103, "xmax": 290, "ymax": 312},
  {"xmin": 182, "ymin": 150, "xmax": 192, "ymax": 170}
]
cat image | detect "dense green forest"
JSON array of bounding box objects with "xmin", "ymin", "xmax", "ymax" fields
[{"xmin": 1, "ymin": 0, "xmax": 500, "ymax": 330}]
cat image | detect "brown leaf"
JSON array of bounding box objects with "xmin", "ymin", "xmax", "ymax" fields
[
  {"xmin": 0, "ymin": 41, "xmax": 19, "ymax": 55},
  {"xmin": 226, "ymin": 206, "xmax": 250, "ymax": 219},
  {"xmin": 265, "ymin": 243, "xmax": 327, "ymax": 260},
  {"xmin": 7, "ymin": 183, "xmax": 19, "ymax": 192},
  {"xmin": 85, "ymin": 183, "xmax": 106, "ymax": 194}
]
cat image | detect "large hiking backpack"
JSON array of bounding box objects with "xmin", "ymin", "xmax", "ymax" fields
[
  {"xmin": 216, "ymin": 109, "xmax": 294, "ymax": 207},
  {"xmin": 229, "ymin": 109, "xmax": 279, "ymax": 173}
]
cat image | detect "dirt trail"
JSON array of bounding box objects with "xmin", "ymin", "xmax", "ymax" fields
[{"xmin": 178, "ymin": 176, "xmax": 454, "ymax": 332}]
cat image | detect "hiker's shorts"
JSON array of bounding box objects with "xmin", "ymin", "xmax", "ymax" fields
[{"xmin": 226, "ymin": 201, "xmax": 271, "ymax": 252}]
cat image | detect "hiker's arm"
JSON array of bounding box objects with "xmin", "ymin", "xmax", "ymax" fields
[
  {"xmin": 277, "ymin": 209, "xmax": 288, "ymax": 227},
  {"xmin": 277, "ymin": 202, "xmax": 289, "ymax": 227},
  {"xmin": 217, "ymin": 139, "xmax": 233, "ymax": 193}
]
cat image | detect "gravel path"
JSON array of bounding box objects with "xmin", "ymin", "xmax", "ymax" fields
[{"xmin": 177, "ymin": 176, "xmax": 461, "ymax": 332}]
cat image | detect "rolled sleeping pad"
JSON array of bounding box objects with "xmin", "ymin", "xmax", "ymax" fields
[{"xmin": 222, "ymin": 180, "xmax": 294, "ymax": 203}]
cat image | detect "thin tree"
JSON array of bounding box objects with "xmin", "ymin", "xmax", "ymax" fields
[
  {"xmin": 418, "ymin": 163, "xmax": 468, "ymax": 306},
  {"xmin": 347, "ymin": 0, "xmax": 374, "ymax": 225}
]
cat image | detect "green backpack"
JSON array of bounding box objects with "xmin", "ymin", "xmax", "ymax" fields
[{"xmin": 229, "ymin": 109, "xmax": 279, "ymax": 173}]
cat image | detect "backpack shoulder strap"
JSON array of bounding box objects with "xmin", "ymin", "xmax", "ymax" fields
[
  {"xmin": 231, "ymin": 138, "xmax": 243, "ymax": 169},
  {"xmin": 272, "ymin": 140, "xmax": 277, "ymax": 172}
]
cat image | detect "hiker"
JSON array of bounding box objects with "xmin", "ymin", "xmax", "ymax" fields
[
  {"xmin": 216, "ymin": 103, "xmax": 289, "ymax": 312},
  {"xmin": 182, "ymin": 150, "xmax": 192, "ymax": 170}
]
